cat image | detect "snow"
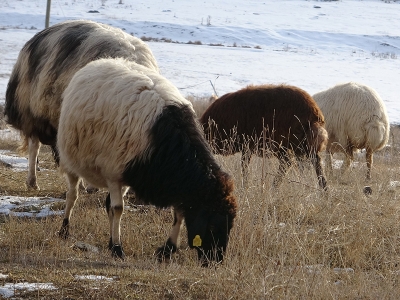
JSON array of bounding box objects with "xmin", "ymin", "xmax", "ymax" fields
[
  {"xmin": 74, "ymin": 275, "xmax": 116, "ymax": 281},
  {"xmin": 0, "ymin": 282, "xmax": 57, "ymax": 298},
  {"xmin": 0, "ymin": 128, "xmax": 20, "ymax": 142},
  {"xmin": 0, "ymin": 150, "xmax": 28, "ymax": 171},
  {"xmin": 0, "ymin": 195, "xmax": 64, "ymax": 218},
  {"xmin": 0, "ymin": 0, "xmax": 399, "ymax": 122}
]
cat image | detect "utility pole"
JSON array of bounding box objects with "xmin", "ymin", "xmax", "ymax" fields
[{"xmin": 45, "ymin": 0, "xmax": 51, "ymax": 28}]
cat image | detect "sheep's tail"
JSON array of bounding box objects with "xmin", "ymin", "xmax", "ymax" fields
[
  {"xmin": 307, "ymin": 123, "xmax": 328, "ymax": 154},
  {"xmin": 365, "ymin": 115, "xmax": 390, "ymax": 151},
  {"xmin": 17, "ymin": 134, "xmax": 29, "ymax": 155}
]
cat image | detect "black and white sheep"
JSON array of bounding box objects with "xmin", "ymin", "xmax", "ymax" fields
[
  {"xmin": 5, "ymin": 20, "xmax": 159, "ymax": 190},
  {"xmin": 57, "ymin": 58, "xmax": 237, "ymax": 265},
  {"xmin": 313, "ymin": 82, "xmax": 390, "ymax": 180}
]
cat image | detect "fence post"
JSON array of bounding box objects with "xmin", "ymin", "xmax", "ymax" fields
[{"xmin": 45, "ymin": 0, "xmax": 51, "ymax": 28}]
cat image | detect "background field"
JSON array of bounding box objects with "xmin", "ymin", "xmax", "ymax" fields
[{"xmin": 1, "ymin": 0, "xmax": 400, "ymax": 122}]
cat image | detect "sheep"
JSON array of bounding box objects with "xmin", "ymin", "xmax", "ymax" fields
[
  {"xmin": 5, "ymin": 19, "xmax": 159, "ymax": 190},
  {"xmin": 312, "ymin": 82, "xmax": 390, "ymax": 181},
  {"xmin": 200, "ymin": 84, "xmax": 328, "ymax": 190},
  {"xmin": 57, "ymin": 58, "xmax": 237, "ymax": 266}
]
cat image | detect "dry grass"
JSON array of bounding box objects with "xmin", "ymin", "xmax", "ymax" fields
[{"xmin": 1, "ymin": 106, "xmax": 400, "ymax": 298}]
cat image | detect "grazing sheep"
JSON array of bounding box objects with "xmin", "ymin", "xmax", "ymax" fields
[
  {"xmin": 57, "ymin": 58, "xmax": 237, "ymax": 266},
  {"xmin": 5, "ymin": 19, "xmax": 159, "ymax": 190},
  {"xmin": 313, "ymin": 82, "xmax": 389, "ymax": 180},
  {"xmin": 200, "ymin": 84, "xmax": 328, "ymax": 190}
]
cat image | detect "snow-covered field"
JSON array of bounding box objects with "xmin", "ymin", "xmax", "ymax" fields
[{"xmin": 1, "ymin": 0, "xmax": 400, "ymax": 122}]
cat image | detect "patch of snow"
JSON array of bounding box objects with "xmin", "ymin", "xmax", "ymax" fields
[
  {"xmin": 74, "ymin": 275, "xmax": 115, "ymax": 281},
  {"xmin": 333, "ymin": 267, "xmax": 355, "ymax": 274},
  {"xmin": 389, "ymin": 181, "xmax": 400, "ymax": 191},
  {"xmin": 304, "ymin": 264, "xmax": 324, "ymax": 274},
  {"xmin": 0, "ymin": 129, "xmax": 20, "ymax": 141},
  {"xmin": 0, "ymin": 282, "xmax": 56, "ymax": 298},
  {"xmin": 0, "ymin": 150, "xmax": 28, "ymax": 170},
  {"xmin": 0, "ymin": 196, "xmax": 64, "ymax": 218}
]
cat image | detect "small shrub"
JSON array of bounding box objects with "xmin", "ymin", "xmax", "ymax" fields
[
  {"xmin": 161, "ymin": 37, "xmax": 173, "ymax": 43},
  {"xmin": 187, "ymin": 40, "xmax": 202, "ymax": 45},
  {"xmin": 372, "ymin": 51, "xmax": 397, "ymax": 59}
]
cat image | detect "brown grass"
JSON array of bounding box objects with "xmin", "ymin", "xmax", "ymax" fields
[{"xmin": 1, "ymin": 103, "xmax": 400, "ymax": 299}]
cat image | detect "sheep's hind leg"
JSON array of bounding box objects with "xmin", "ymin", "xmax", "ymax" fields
[
  {"xmin": 26, "ymin": 137, "xmax": 41, "ymax": 190},
  {"xmin": 78, "ymin": 180, "xmax": 99, "ymax": 194},
  {"xmin": 155, "ymin": 208, "xmax": 183, "ymax": 262},
  {"xmin": 105, "ymin": 183, "xmax": 125, "ymax": 259},
  {"xmin": 59, "ymin": 173, "xmax": 80, "ymax": 239},
  {"xmin": 325, "ymin": 147, "xmax": 334, "ymax": 176},
  {"xmin": 341, "ymin": 145, "xmax": 354, "ymax": 175}
]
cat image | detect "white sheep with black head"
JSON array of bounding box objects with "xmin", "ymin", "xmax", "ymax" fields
[
  {"xmin": 5, "ymin": 19, "xmax": 159, "ymax": 190},
  {"xmin": 57, "ymin": 58, "xmax": 237, "ymax": 266},
  {"xmin": 313, "ymin": 82, "xmax": 389, "ymax": 181}
]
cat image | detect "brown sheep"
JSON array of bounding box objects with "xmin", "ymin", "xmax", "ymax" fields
[{"xmin": 200, "ymin": 84, "xmax": 328, "ymax": 190}]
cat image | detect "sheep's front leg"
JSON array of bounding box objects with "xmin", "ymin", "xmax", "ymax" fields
[
  {"xmin": 59, "ymin": 173, "xmax": 80, "ymax": 239},
  {"xmin": 366, "ymin": 148, "xmax": 373, "ymax": 180},
  {"xmin": 311, "ymin": 153, "xmax": 327, "ymax": 190},
  {"xmin": 26, "ymin": 137, "xmax": 41, "ymax": 190},
  {"xmin": 155, "ymin": 208, "xmax": 183, "ymax": 262},
  {"xmin": 105, "ymin": 183, "xmax": 125, "ymax": 259}
]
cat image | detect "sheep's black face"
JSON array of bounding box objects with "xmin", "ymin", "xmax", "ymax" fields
[{"xmin": 186, "ymin": 208, "xmax": 231, "ymax": 267}]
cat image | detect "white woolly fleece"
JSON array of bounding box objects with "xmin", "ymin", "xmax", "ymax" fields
[
  {"xmin": 313, "ymin": 82, "xmax": 389, "ymax": 153},
  {"xmin": 58, "ymin": 58, "xmax": 193, "ymax": 188}
]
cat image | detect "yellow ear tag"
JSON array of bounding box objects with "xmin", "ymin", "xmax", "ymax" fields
[{"xmin": 193, "ymin": 235, "xmax": 202, "ymax": 247}]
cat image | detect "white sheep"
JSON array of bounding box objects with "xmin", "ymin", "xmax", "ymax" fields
[
  {"xmin": 5, "ymin": 20, "xmax": 159, "ymax": 190},
  {"xmin": 313, "ymin": 82, "xmax": 389, "ymax": 180},
  {"xmin": 57, "ymin": 58, "xmax": 237, "ymax": 265}
]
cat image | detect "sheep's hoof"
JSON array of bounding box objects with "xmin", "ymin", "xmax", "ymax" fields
[
  {"xmin": 155, "ymin": 238, "xmax": 177, "ymax": 262},
  {"xmin": 111, "ymin": 244, "xmax": 125, "ymax": 260},
  {"xmin": 59, "ymin": 219, "xmax": 69, "ymax": 239},
  {"xmin": 363, "ymin": 186, "xmax": 372, "ymax": 195},
  {"xmin": 26, "ymin": 180, "xmax": 39, "ymax": 190}
]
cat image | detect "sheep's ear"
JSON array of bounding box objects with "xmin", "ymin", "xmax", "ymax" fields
[{"xmin": 186, "ymin": 209, "xmax": 210, "ymax": 249}]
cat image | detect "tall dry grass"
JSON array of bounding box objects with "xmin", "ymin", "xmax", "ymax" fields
[{"xmin": 0, "ymin": 100, "xmax": 400, "ymax": 299}]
